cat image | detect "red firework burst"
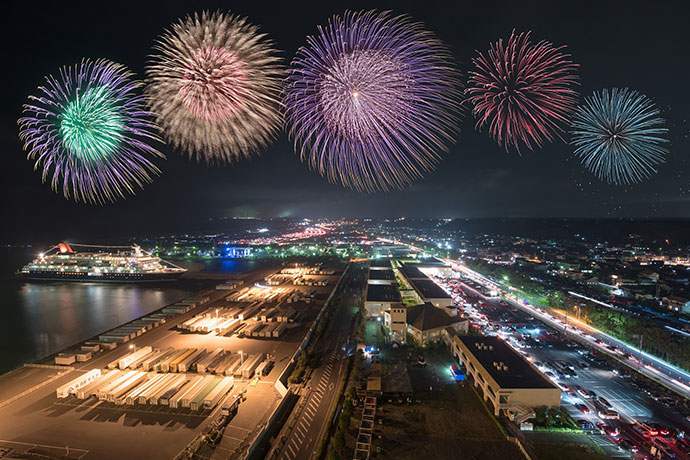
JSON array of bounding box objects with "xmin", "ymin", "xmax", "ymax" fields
[{"xmin": 466, "ymin": 31, "xmax": 579, "ymax": 153}]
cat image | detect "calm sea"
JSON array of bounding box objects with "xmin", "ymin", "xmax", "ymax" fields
[{"xmin": 0, "ymin": 248, "xmax": 267, "ymax": 374}]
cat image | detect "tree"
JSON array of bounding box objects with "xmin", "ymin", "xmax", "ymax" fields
[
  {"xmin": 348, "ymin": 386, "xmax": 357, "ymax": 400},
  {"xmin": 339, "ymin": 412, "xmax": 350, "ymax": 431},
  {"xmin": 333, "ymin": 429, "xmax": 345, "ymax": 452}
]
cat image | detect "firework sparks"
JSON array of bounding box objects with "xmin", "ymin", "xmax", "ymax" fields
[
  {"xmin": 466, "ymin": 31, "xmax": 579, "ymax": 153},
  {"xmin": 146, "ymin": 11, "xmax": 283, "ymax": 165},
  {"xmin": 570, "ymin": 88, "xmax": 668, "ymax": 185},
  {"xmin": 18, "ymin": 59, "xmax": 164, "ymax": 204},
  {"xmin": 283, "ymin": 10, "xmax": 463, "ymax": 192}
]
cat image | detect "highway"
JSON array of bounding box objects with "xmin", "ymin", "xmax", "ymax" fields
[
  {"xmin": 452, "ymin": 261, "xmax": 690, "ymax": 400},
  {"xmin": 430, "ymin": 269, "xmax": 690, "ymax": 460},
  {"xmin": 271, "ymin": 264, "xmax": 364, "ymax": 460}
]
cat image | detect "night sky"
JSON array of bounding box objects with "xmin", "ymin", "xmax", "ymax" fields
[{"xmin": 1, "ymin": 0, "xmax": 689, "ymax": 242}]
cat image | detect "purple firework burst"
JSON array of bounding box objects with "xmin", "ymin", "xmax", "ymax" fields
[
  {"xmin": 18, "ymin": 59, "xmax": 164, "ymax": 204},
  {"xmin": 283, "ymin": 10, "xmax": 463, "ymax": 192}
]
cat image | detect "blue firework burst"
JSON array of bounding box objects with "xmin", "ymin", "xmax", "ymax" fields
[{"xmin": 570, "ymin": 88, "xmax": 668, "ymax": 185}]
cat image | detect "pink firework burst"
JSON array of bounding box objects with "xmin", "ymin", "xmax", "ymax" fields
[
  {"xmin": 466, "ymin": 31, "xmax": 579, "ymax": 153},
  {"xmin": 179, "ymin": 46, "xmax": 246, "ymax": 122},
  {"xmin": 146, "ymin": 11, "xmax": 283, "ymax": 164}
]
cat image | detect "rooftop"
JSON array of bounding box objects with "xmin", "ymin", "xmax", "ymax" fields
[
  {"xmin": 398, "ymin": 264, "xmax": 428, "ymax": 280},
  {"xmin": 454, "ymin": 336, "xmax": 557, "ymax": 390},
  {"xmin": 406, "ymin": 302, "xmax": 466, "ymax": 331},
  {"xmin": 366, "ymin": 284, "xmax": 402, "ymax": 303},
  {"xmin": 370, "ymin": 258, "xmax": 392, "ymax": 269},
  {"xmin": 409, "ymin": 278, "xmax": 452, "ymax": 299},
  {"xmin": 368, "ymin": 269, "xmax": 394, "ymax": 281}
]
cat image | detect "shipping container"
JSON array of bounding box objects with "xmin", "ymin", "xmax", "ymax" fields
[
  {"xmin": 178, "ymin": 349, "xmax": 207, "ymax": 373},
  {"xmin": 196, "ymin": 348, "xmax": 224, "ymax": 373},
  {"xmin": 189, "ymin": 378, "xmax": 221, "ymax": 411},
  {"xmin": 74, "ymin": 351, "xmax": 92, "ymax": 362},
  {"xmin": 109, "ymin": 372, "xmax": 147, "ymax": 404},
  {"xmin": 56, "ymin": 369, "xmax": 102, "ymax": 398},
  {"xmin": 169, "ymin": 376, "xmax": 204, "ymax": 409},
  {"xmin": 80, "ymin": 343, "xmax": 100, "ymax": 352},
  {"xmin": 75, "ymin": 370, "xmax": 116, "ymax": 399},
  {"xmin": 272, "ymin": 323, "xmax": 288, "ymax": 338},
  {"xmin": 207, "ymin": 352, "xmax": 232, "ymax": 374},
  {"xmin": 97, "ymin": 371, "xmax": 139, "ymax": 401},
  {"xmin": 181, "ymin": 376, "xmax": 215, "ymax": 408},
  {"xmin": 55, "ymin": 354, "xmax": 76, "ymax": 366},
  {"xmin": 157, "ymin": 375, "xmax": 189, "ymax": 405},
  {"xmin": 239, "ymin": 353, "xmax": 265, "ymax": 379},
  {"xmin": 138, "ymin": 374, "xmax": 176, "ymax": 404},
  {"xmin": 126, "ymin": 373, "xmax": 167, "ymax": 405},
  {"xmin": 255, "ymin": 360, "xmax": 274, "ymax": 378},
  {"xmin": 118, "ymin": 346, "xmax": 153, "ymax": 370},
  {"xmin": 140, "ymin": 349, "xmax": 167, "ymax": 371},
  {"xmin": 213, "ymin": 355, "xmax": 236, "ymax": 375},
  {"xmin": 159, "ymin": 349, "xmax": 187, "ymax": 373},
  {"xmin": 169, "ymin": 349, "xmax": 196, "ymax": 373},
  {"xmin": 203, "ymin": 377, "xmax": 234, "ymax": 410},
  {"xmin": 148, "ymin": 374, "xmax": 185, "ymax": 405}
]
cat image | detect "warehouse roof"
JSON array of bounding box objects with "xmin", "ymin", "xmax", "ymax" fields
[
  {"xmin": 365, "ymin": 284, "xmax": 402, "ymax": 303},
  {"xmin": 454, "ymin": 336, "xmax": 557, "ymax": 390},
  {"xmin": 409, "ymin": 278, "xmax": 451, "ymax": 299},
  {"xmin": 398, "ymin": 264, "xmax": 428, "ymax": 280},
  {"xmin": 370, "ymin": 258, "xmax": 392, "ymax": 268},
  {"xmin": 368, "ymin": 269, "xmax": 395, "ymax": 281}
]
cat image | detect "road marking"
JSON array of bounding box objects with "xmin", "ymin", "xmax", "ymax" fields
[
  {"xmin": 0, "ymin": 440, "xmax": 89, "ymax": 459},
  {"xmin": 305, "ymin": 406, "xmax": 315, "ymax": 417},
  {"xmin": 287, "ymin": 443, "xmax": 297, "ymax": 457}
]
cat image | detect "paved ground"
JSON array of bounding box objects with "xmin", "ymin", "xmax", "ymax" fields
[
  {"xmin": 0, "ymin": 265, "xmax": 343, "ymax": 460},
  {"xmin": 0, "ymin": 366, "xmax": 68, "ymax": 403}
]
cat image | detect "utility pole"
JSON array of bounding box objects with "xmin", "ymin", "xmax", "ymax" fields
[
  {"xmin": 638, "ymin": 334, "xmax": 643, "ymax": 372},
  {"xmin": 564, "ymin": 303, "xmax": 568, "ymax": 335}
]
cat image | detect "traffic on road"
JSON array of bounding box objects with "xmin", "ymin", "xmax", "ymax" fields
[{"xmin": 429, "ymin": 267, "xmax": 690, "ymax": 460}]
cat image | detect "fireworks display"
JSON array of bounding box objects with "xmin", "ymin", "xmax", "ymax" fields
[
  {"xmin": 18, "ymin": 59, "xmax": 164, "ymax": 204},
  {"xmin": 570, "ymin": 88, "xmax": 668, "ymax": 185},
  {"xmin": 146, "ymin": 11, "xmax": 284, "ymax": 165},
  {"xmin": 466, "ymin": 31, "xmax": 579, "ymax": 153},
  {"xmin": 283, "ymin": 10, "xmax": 462, "ymax": 192}
]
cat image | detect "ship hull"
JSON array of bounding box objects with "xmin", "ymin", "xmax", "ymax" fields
[{"xmin": 19, "ymin": 270, "xmax": 184, "ymax": 283}]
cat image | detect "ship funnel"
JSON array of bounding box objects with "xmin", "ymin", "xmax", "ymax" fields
[{"xmin": 58, "ymin": 243, "xmax": 74, "ymax": 254}]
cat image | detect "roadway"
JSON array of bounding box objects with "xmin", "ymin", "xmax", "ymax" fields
[
  {"xmin": 431, "ymin": 271, "xmax": 690, "ymax": 460},
  {"xmin": 446, "ymin": 260, "xmax": 690, "ymax": 401},
  {"xmin": 270, "ymin": 264, "xmax": 364, "ymax": 460}
]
